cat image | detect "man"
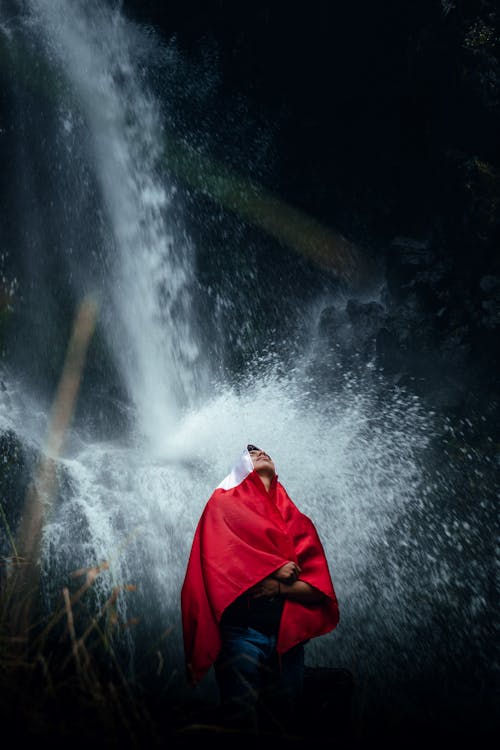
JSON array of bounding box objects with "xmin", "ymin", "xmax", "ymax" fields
[{"xmin": 180, "ymin": 444, "xmax": 339, "ymax": 736}]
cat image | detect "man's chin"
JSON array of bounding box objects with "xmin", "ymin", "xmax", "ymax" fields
[{"xmin": 255, "ymin": 467, "xmax": 275, "ymax": 478}]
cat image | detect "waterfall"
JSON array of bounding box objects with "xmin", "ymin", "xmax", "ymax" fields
[
  {"xmin": 23, "ymin": 0, "xmax": 204, "ymax": 445},
  {"xmin": 0, "ymin": 0, "xmax": 494, "ymax": 714}
]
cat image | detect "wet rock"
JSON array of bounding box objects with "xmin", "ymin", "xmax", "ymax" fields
[
  {"xmin": 346, "ymin": 299, "xmax": 385, "ymax": 338},
  {"xmin": 390, "ymin": 236, "xmax": 432, "ymax": 262},
  {"xmin": 317, "ymin": 298, "xmax": 387, "ymax": 370},
  {"xmin": 376, "ymin": 327, "xmax": 403, "ymax": 373},
  {"xmin": 0, "ymin": 429, "xmax": 34, "ymax": 559},
  {"xmin": 317, "ymin": 305, "xmax": 351, "ymax": 341}
]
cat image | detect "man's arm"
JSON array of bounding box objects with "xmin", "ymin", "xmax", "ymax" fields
[
  {"xmin": 248, "ymin": 576, "xmax": 327, "ymax": 604},
  {"xmin": 280, "ymin": 579, "xmax": 327, "ymax": 604}
]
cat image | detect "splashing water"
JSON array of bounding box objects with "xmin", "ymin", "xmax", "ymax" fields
[{"xmin": 36, "ymin": 360, "xmax": 433, "ymax": 682}]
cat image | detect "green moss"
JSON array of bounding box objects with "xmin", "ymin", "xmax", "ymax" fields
[{"xmin": 463, "ymin": 19, "xmax": 498, "ymax": 52}]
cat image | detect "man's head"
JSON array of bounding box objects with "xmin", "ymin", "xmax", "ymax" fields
[{"xmin": 247, "ymin": 445, "xmax": 276, "ymax": 479}]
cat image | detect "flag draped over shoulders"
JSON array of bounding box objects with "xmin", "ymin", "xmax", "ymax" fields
[{"xmin": 181, "ymin": 456, "xmax": 339, "ymax": 685}]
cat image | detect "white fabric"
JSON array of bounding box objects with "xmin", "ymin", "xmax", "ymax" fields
[
  {"xmin": 216, "ymin": 448, "xmax": 254, "ymax": 490},
  {"xmin": 216, "ymin": 446, "xmax": 278, "ymax": 491}
]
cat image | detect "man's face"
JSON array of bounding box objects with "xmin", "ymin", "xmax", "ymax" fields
[{"xmin": 248, "ymin": 449, "xmax": 276, "ymax": 476}]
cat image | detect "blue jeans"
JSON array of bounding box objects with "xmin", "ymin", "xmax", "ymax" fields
[{"xmin": 214, "ymin": 625, "xmax": 305, "ymax": 732}]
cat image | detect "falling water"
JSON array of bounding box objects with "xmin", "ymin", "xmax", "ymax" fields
[
  {"xmin": 0, "ymin": 0, "xmax": 495, "ymax": 721},
  {"xmin": 22, "ymin": 0, "xmax": 204, "ymax": 445}
]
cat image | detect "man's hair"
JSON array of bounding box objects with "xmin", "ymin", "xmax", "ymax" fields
[{"xmin": 247, "ymin": 444, "xmax": 260, "ymax": 452}]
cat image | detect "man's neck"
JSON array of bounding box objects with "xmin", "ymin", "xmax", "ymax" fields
[{"xmin": 255, "ymin": 470, "xmax": 274, "ymax": 493}]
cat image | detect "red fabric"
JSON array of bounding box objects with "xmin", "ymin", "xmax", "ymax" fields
[{"xmin": 181, "ymin": 469, "xmax": 339, "ymax": 684}]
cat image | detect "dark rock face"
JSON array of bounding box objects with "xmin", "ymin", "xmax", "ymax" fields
[
  {"xmin": 380, "ymin": 227, "xmax": 498, "ymax": 417},
  {"xmin": 0, "ymin": 429, "xmax": 34, "ymax": 560}
]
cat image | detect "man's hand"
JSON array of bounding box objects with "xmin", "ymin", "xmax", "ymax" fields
[
  {"xmin": 247, "ymin": 561, "xmax": 302, "ymax": 599},
  {"xmin": 273, "ymin": 561, "xmax": 301, "ymax": 583},
  {"xmin": 247, "ymin": 577, "xmax": 280, "ymax": 599}
]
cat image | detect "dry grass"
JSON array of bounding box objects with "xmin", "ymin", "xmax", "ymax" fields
[
  {"xmin": 0, "ymin": 556, "xmax": 357, "ymax": 750},
  {"xmin": 0, "ymin": 557, "xmax": 171, "ymax": 748}
]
